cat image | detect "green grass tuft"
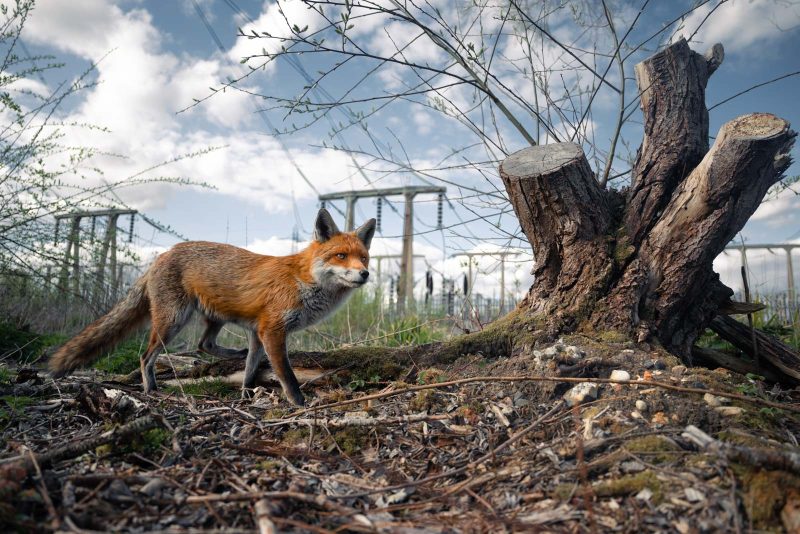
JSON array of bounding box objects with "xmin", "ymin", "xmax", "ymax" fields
[{"xmin": 93, "ymin": 336, "xmax": 148, "ymax": 374}]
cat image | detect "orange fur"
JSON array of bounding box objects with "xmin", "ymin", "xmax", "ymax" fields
[{"xmin": 49, "ymin": 210, "xmax": 375, "ymax": 406}]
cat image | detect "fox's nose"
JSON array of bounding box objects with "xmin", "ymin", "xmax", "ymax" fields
[{"xmin": 359, "ymin": 269, "xmax": 370, "ymax": 280}]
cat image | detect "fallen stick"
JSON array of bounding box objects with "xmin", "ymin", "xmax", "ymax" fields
[
  {"xmin": 290, "ymin": 375, "xmax": 800, "ymax": 417},
  {"xmin": 254, "ymin": 498, "xmax": 277, "ymax": 534},
  {"xmin": 16, "ymin": 414, "xmax": 164, "ymax": 474},
  {"xmin": 263, "ymin": 412, "xmax": 452, "ymax": 427},
  {"xmin": 683, "ymin": 425, "xmax": 800, "ymax": 475}
]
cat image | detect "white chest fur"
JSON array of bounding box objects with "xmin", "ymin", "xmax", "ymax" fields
[{"xmin": 282, "ymin": 283, "xmax": 354, "ymax": 333}]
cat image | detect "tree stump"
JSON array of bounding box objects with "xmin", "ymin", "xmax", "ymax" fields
[{"xmin": 500, "ymin": 38, "xmax": 796, "ymax": 358}]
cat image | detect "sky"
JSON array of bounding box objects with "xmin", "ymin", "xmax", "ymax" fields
[{"xmin": 8, "ymin": 0, "xmax": 800, "ymax": 301}]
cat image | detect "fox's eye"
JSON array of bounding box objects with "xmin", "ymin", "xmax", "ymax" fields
[
  {"xmin": 336, "ymin": 253, "xmax": 346, "ymax": 260},
  {"xmin": 361, "ymin": 257, "xmax": 367, "ymax": 263}
]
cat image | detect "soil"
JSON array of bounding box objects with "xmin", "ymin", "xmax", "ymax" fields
[{"xmin": 2, "ymin": 335, "xmax": 799, "ymax": 533}]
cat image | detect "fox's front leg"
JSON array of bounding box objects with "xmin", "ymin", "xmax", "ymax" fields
[{"xmin": 258, "ymin": 326, "xmax": 304, "ymax": 406}]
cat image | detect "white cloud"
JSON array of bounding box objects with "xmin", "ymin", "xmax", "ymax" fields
[
  {"xmin": 674, "ymin": 0, "xmax": 800, "ymax": 52},
  {"xmin": 14, "ymin": 0, "xmax": 381, "ymax": 214}
]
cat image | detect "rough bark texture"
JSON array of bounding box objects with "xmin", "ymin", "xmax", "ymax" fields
[
  {"xmin": 500, "ymin": 38, "xmax": 797, "ymax": 360},
  {"xmin": 624, "ymin": 40, "xmax": 723, "ymax": 246},
  {"xmin": 500, "ymin": 143, "xmax": 615, "ymax": 331},
  {"xmin": 709, "ymin": 315, "xmax": 800, "ymax": 380}
]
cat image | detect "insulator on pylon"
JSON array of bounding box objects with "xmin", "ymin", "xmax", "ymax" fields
[
  {"xmin": 320, "ymin": 200, "xmax": 326, "ymax": 210},
  {"xmin": 436, "ymin": 193, "xmax": 444, "ymax": 229},
  {"xmin": 54, "ymin": 219, "xmax": 60, "ymax": 245},
  {"xmin": 89, "ymin": 217, "xmax": 96, "ymax": 243},
  {"xmin": 463, "ymin": 273, "xmax": 469, "ymax": 295},
  {"xmin": 128, "ymin": 214, "xmax": 135, "ymax": 243},
  {"xmin": 426, "ymin": 270, "xmax": 433, "ymax": 295},
  {"xmin": 376, "ymin": 197, "xmax": 383, "ymax": 232}
]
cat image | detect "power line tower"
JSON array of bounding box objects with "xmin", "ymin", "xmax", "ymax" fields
[
  {"xmin": 319, "ymin": 185, "xmax": 445, "ymax": 313},
  {"xmin": 450, "ymin": 251, "xmax": 524, "ymax": 315},
  {"xmin": 54, "ymin": 208, "xmax": 137, "ymax": 304}
]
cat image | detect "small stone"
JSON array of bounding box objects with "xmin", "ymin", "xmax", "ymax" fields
[
  {"xmin": 621, "ymin": 460, "xmax": 645, "ymax": 474},
  {"xmin": 671, "ymin": 365, "xmax": 687, "ymax": 375},
  {"xmin": 610, "ymin": 370, "xmax": 631, "ymax": 382},
  {"xmin": 139, "ymin": 478, "xmax": 166, "ymax": 497},
  {"xmin": 684, "ymin": 488, "xmax": 705, "ymax": 502},
  {"xmin": 715, "ymin": 406, "xmax": 744, "ymax": 417},
  {"xmin": 635, "ymin": 488, "xmax": 653, "ymax": 501},
  {"xmin": 533, "ymin": 350, "xmax": 543, "ymax": 358},
  {"xmin": 543, "ymin": 346, "xmax": 559, "ymax": 357},
  {"xmin": 564, "ymin": 345, "xmax": 583, "ymax": 358},
  {"xmin": 635, "ymin": 400, "xmax": 648, "ymax": 412},
  {"xmin": 564, "ymin": 382, "xmax": 598, "ymax": 407},
  {"xmin": 703, "ymin": 393, "xmax": 722, "ymax": 407},
  {"xmin": 631, "ymin": 410, "xmax": 643, "ymax": 419}
]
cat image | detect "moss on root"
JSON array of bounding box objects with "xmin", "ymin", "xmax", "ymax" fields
[
  {"xmin": 625, "ymin": 435, "xmax": 682, "ymax": 464},
  {"xmin": 594, "ymin": 470, "xmax": 664, "ymax": 504}
]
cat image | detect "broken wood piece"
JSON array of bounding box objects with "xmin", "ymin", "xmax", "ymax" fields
[
  {"xmin": 709, "ymin": 315, "xmax": 800, "ymax": 380},
  {"xmin": 691, "ymin": 346, "xmax": 787, "ymax": 384},
  {"xmin": 716, "ymin": 300, "xmax": 767, "ymax": 315},
  {"xmin": 255, "ymin": 498, "xmax": 277, "ymax": 534},
  {"xmin": 683, "ymin": 425, "xmax": 800, "ymax": 476}
]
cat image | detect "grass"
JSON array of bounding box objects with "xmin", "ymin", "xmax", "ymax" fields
[
  {"xmin": 164, "ymin": 378, "xmax": 239, "ymax": 399},
  {"xmin": 93, "ymin": 336, "xmax": 148, "ymax": 375}
]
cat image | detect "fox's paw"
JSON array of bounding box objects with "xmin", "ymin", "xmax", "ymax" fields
[
  {"xmin": 286, "ymin": 389, "xmax": 306, "ymax": 407},
  {"xmin": 241, "ymin": 387, "xmax": 255, "ymax": 400}
]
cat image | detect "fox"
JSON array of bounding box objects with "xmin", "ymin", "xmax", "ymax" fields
[{"xmin": 49, "ymin": 209, "xmax": 376, "ymax": 406}]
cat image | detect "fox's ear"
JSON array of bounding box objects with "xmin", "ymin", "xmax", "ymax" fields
[
  {"xmin": 314, "ymin": 208, "xmax": 340, "ymax": 243},
  {"xmin": 355, "ymin": 218, "xmax": 376, "ymax": 249}
]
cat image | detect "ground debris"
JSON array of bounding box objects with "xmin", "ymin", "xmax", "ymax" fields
[{"xmin": 1, "ymin": 337, "xmax": 799, "ymax": 532}]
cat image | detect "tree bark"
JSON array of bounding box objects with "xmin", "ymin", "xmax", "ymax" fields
[
  {"xmin": 500, "ymin": 143, "xmax": 615, "ymax": 332},
  {"xmin": 499, "ymin": 38, "xmax": 796, "ymax": 361}
]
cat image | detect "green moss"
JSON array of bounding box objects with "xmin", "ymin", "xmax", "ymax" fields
[
  {"xmin": 553, "ymin": 483, "xmax": 578, "ymax": 500},
  {"xmin": 329, "ymin": 427, "xmax": 370, "ymax": 455},
  {"xmin": 165, "ymin": 379, "xmax": 238, "ymax": 399},
  {"xmin": 733, "ymin": 465, "xmax": 800, "ymax": 529},
  {"xmin": 410, "ymin": 390, "xmax": 434, "ymax": 412},
  {"xmin": 281, "ymin": 428, "xmax": 310, "ymax": 446},
  {"xmin": 257, "ymin": 460, "xmax": 282, "ymax": 471},
  {"xmin": 626, "ymin": 435, "xmax": 682, "ymax": 464},
  {"xmin": 597, "ymin": 330, "xmax": 629, "ymax": 344},
  {"xmin": 263, "ymin": 408, "xmax": 289, "ymax": 420},
  {"xmin": 417, "ymin": 368, "xmax": 448, "ymax": 384},
  {"xmin": 594, "ymin": 470, "xmax": 663, "ymax": 503}
]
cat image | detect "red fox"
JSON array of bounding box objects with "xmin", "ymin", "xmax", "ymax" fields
[{"xmin": 49, "ymin": 209, "xmax": 376, "ymax": 406}]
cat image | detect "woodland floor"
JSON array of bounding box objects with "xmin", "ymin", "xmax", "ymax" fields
[{"xmin": 2, "ymin": 335, "xmax": 800, "ymax": 533}]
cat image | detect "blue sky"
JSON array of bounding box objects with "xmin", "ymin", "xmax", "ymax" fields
[{"xmin": 11, "ymin": 0, "xmax": 800, "ymax": 298}]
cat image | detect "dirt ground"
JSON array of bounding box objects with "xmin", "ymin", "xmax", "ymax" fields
[{"xmin": 2, "ymin": 335, "xmax": 800, "ymax": 533}]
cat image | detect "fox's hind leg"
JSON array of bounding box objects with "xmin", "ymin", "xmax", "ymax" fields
[
  {"xmin": 141, "ymin": 304, "xmax": 193, "ymax": 393},
  {"xmin": 241, "ymin": 329, "xmax": 265, "ymax": 398},
  {"xmin": 198, "ymin": 316, "xmax": 248, "ymax": 359}
]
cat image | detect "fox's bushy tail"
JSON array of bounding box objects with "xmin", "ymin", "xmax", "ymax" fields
[{"xmin": 49, "ymin": 277, "xmax": 151, "ymax": 377}]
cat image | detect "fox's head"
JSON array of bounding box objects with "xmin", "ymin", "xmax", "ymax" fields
[{"xmin": 311, "ymin": 208, "xmax": 376, "ymax": 289}]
